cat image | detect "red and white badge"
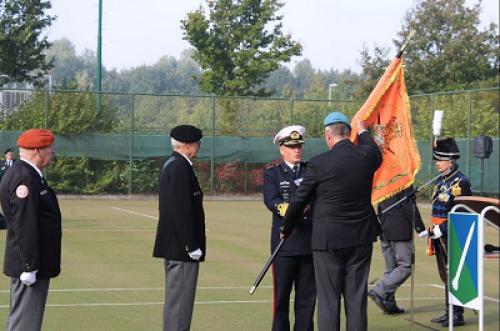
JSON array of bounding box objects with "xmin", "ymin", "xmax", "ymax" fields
[{"xmin": 16, "ymin": 185, "xmax": 29, "ymax": 199}]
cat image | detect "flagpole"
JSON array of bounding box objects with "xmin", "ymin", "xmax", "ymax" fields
[
  {"xmin": 396, "ymin": 30, "xmax": 415, "ymax": 59},
  {"xmin": 394, "ymin": 28, "xmax": 415, "ymax": 331}
]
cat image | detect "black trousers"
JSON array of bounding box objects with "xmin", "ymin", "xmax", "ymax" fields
[
  {"xmin": 272, "ymin": 255, "xmax": 316, "ymax": 331},
  {"xmin": 313, "ymin": 244, "xmax": 373, "ymax": 331},
  {"xmin": 433, "ymin": 238, "xmax": 464, "ymax": 316},
  {"xmin": 0, "ymin": 212, "xmax": 6, "ymax": 229}
]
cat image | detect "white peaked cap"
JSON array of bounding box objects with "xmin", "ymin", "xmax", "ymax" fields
[{"xmin": 273, "ymin": 125, "xmax": 306, "ymax": 145}]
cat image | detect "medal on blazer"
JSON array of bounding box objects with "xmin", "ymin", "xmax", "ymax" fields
[
  {"xmin": 438, "ymin": 192, "xmax": 449, "ymax": 202},
  {"xmin": 451, "ymin": 183, "xmax": 462, "ymax": 196}
]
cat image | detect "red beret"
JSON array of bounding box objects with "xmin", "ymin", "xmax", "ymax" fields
[{"xmin": 17, "ymin": 129, "xmax": 55, "ymax": 149}]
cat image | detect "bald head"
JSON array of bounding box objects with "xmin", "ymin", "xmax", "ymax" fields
[{"xmin": 19, "ymin": 146, "xmax": 55, "ymax": 170}]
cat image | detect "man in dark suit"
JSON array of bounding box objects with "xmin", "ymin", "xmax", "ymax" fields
[
  {"xmin": 281, "ymin": 112, "xmax": 382, "ymax": 331},
  {"xmin": 153, "ymin": 124, "xmax": 205, "ymax": 331},
  {"xmin": 0, "ymin": 148, "xmax": 16, "ymax": 229},
  {"xmin": 368, "ymin": 186, "xmax": 426, "ymax": 315},
  {"xmin": 0, "ymin": 148, "xmax": 15, "ymax": 175},
  {"xmin": 263, "ymin": 125, "xmax": 316, "ymax": 331},
  {"xmin": 0, "ymin": 129, "xmax": 61, "ymax": 331}
]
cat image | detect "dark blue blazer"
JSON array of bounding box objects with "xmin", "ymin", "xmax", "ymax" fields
[
  {"xmin": 263, "ymin": 161, "xmax": 312, "ymax": 256},
  {"xmin": 153, "ymin": 152, "xmax": 206, "ymax": 262}
]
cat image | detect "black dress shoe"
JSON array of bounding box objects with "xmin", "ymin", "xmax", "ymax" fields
[
  {"xmin": 368, "ymin": 290, "xmax": 389, "ymax": 313},
  {"xmin": 430, "ymin": 313, "xmax": 448, "ymax": 324},
  {"xmin": 441, "ymin": 315, "xmax": 465, "ymax": 327},
  {"xmin": 384, "ymin": 305, "xmax": 405, "ymax": 315}
]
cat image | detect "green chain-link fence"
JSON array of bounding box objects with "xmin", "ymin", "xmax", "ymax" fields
[{"xmin": 0, "ymin": 87, "xmax": 498, "ymax": 196}]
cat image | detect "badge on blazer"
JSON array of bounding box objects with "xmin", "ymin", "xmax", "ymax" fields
[
  {"xmin": 438, "ymin": 192, "xmax": 449, "ymax": 202},
  {"xmin": 16, "ymin": 185, "xmax": 29, "ymax": 199},
  {"xmin": 451, "ymin": 183, "xmax": 462, "ymax": 196},
  {"xmin": 294, "ymin": 178, "xmax": 303, "ymax": 186}
]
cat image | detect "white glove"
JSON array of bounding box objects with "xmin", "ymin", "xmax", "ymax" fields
[
  {"xmin": 188, "ymin": 248, "xmax": 203, "ymax": 261},
  {"xmin": 20, "ymin": 270, "xmax": 38, "ymax": 286},
  {"xmin": 431, "ymin": 225, "xmax": 443, "ymax": 239},
  {"xmin": 418, "ymin": 230, "xmax": 429, "ymax": 238}
]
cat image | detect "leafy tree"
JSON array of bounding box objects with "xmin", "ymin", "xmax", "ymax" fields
[
  {"xmin": 395, "ymin": 0, "xmax": 498, "ymax": 93},
  {"xmin": 359, "ymin": 0, "xmax": 498, "ymax": 95},
  {"xmin": 354, "ymin": 45, "xmax": 391, "ymax": 98},
  {"xmin": 45, "ymin": 38, "xmax": 97, "ymax": 87},
  {"xmin": 181, "ymin": 0, "xmax": 302, "ymax": 97},
  {"xmin": 0, "ymin": 0, "xmax": 55, "ymax": 85}
]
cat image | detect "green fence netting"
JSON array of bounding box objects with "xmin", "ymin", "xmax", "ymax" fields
[{"xmin": 0, "ymin": 130, "xmax": 498, "ymax": 195}]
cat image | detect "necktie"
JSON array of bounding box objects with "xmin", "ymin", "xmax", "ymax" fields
[{"xmin": 293, "ymin": 165, "xmax": 298, "ymax": 179}]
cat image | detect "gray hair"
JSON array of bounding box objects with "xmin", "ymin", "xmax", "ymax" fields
[
  {"xmin": 170, "ymin": 137, "xmax": 185, "ymax": 150},
  {"xmin": 325, "ymin": 123, "xmax": 351, "ymax": 138}
]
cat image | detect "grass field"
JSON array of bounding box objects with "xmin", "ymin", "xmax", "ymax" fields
[{"xmin": 0, "ymin": 199, "xmax": 498, "ymax": 331}]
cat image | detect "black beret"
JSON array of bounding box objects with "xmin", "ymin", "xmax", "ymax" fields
[{"xmin": 170, "ymin": 125, "xmax": 203, "ymax": 143}]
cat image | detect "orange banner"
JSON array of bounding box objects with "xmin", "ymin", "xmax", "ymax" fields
[{"xmin": 350, "ymin": 58, "xmax": 420, "ymax": 204}]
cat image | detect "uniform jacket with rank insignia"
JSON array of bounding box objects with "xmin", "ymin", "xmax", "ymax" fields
[
  {"xmin": 153, "ymin": 151, "xmax": 206, "ymax": 262},
  {"xmin": 0, "ymin": 160, "xmax": 62, "ymax": 279},
  {"xmin": 432, "ymin": 165, "xmax": 472, "ymax": 236},
  {"xmin": 263, "ymin": 161, "xmax": 312, "ymax": 256}
]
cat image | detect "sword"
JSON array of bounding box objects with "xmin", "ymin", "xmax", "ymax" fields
[
  {"xmin": 451, "ymin": 222, "xmax": 475, "ymax": 290},
  {"xmin": 249, "ymin": 238, "xmax": 286, "ymax": 295}
]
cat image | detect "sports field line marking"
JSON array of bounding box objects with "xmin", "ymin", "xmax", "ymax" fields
[
  {"xmin": 0, "ymin": 284, "xmax": 455, "ymax": 294},
  {"xmin": 110, "ymin": 206, "xmax": 210, "ymax": 231},
  {"xmin": 64, "ymin": 229, "xmax": 154, "ymax": 232},
  {"xmin": 111, "ymin": 207, "xmax": 157, "ymax": 220},
  {"xmin": 0, "ymin": 297, "xmax": 454, "ymax": 309},
  {"xmin": 0, "ymin": 300, "xmax": 274, "ymax": 308},
  {"xmin": 0, "ymin": 286, "xmax": 273, "ymax": 293},
  {"xmin": 431, "ymin": 284, "xmax": 499, "ymax": 303}
]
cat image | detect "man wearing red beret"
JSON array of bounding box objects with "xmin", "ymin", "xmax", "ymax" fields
[{"xmin": 0, "ymin": 129, "xmax": 61, "ymax": 331}]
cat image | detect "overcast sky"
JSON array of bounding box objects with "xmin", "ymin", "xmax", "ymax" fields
[{"xmin": 46, "ymin": 0, "xmax": 499, "ymax": 72}]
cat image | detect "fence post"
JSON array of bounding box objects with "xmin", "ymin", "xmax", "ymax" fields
[
  {"xmin": 244, "ymin": 161, "xmax": 248, "ymax": 194},
  {"xmin": 466, "ymin": 91, "xmax": 472, "ymax": 179},
  {"xmin": 210, "ymin": 96, "xmax": 216, "ymax": 195},
  {"xmin": 428, "ymin": 95, "xmax": 434, "ymax": 198},
  {"xmin": 128, "ymin": 94, "xmax": 135, "ymax": 196},
  {"xmin": 44, "ymin": 89, "xmax": 49, "ymax": 129}
]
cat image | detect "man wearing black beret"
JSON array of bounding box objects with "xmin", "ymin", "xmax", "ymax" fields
[{"xmin": 153, "ymin": 124, "xmax": 205, "ymax": 331}]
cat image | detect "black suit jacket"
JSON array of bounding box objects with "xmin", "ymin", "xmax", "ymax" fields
[
  {"xmin": 263, "ymin": 161, "xmax": 312, "ymax": 256},
  {"xmin": 0, "ymin": 160, "xmax": 15, "ymax": 182},
  {"xmin": 377, "ymin": 186, "xmax": 425, "ymax": 241},
  {"xmin": 282, "ymin": 132, "xmax": 382, "ymax": 250},
  {"xmin": 153, "ymin": 152, "xmax": 206, "ymax": 262},
  {"xmin": 0, "ymin": 161, "xmax": 62, "ymax": 278}
]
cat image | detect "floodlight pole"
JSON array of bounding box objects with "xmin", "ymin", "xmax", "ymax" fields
[
  {"xmin": 328, "ymin": 83, "xmax": 337, "ymax": 107},
  {"xmin": 96, "ymin": 0, "xmax": 103, "ymax": 112}
]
